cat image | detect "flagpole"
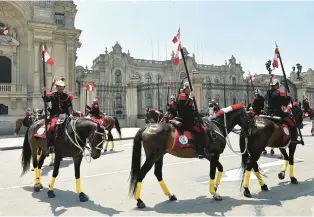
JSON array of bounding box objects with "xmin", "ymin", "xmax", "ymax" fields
[
  {"xmin": 41, "ymin": 45, "xmax": 49, "ymax": 148},
  {"xmin": 276, "ymin": 43, "xmax": 304, "ymax": 145}
]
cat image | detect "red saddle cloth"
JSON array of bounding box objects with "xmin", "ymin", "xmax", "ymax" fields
[
  {"xmin": 171, "ymin": 125, "xmax": 207, "ymax": 151},
  {"xmin": 91, "ymin": 116, "xmax": 104, "ymax": 125},
  {"xmin": 277, "ymin": 123, "xmax": 291, "ymax": 145},
  {"xmin": 34, "ymin": 117, "xmax": 58, "ymax": 139}
]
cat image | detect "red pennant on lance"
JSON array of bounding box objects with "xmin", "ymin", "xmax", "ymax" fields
[
  {"xmin": 41, "ymin": 50, "xmax": 54, "ymax": 66},
  {"xmin": 85, "ymin": 84, "xmax": 95, "ymax": 91},
  {"xmin": 249, "ymin": 72, "xmax": 256, "ymax": 82},
  {"xmin": 272, "ymin": 47, "xmax": 279, "ymax": 68},
  {"xmin": 172, "ymin": 27, "xmax": 180, "ymax": 44},
  {"xmin": 174, "ymin": 44, "xmax": 180, "ymax": 65},
  {"xmin": 52, "ymin": 79, "xmax": 56, "ymax": 85}
]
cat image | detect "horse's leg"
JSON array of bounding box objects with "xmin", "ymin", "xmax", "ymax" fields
[
  {"xmin": 47, "ymin": 154, "xmax": 62, "ymax": 198},
  {"xmin": 243, "ymin": 159, "xmax": 254, "ymax": 198},
  {"xmin": 37, "ymin": 147, "xmax": 41, "ymax": 161},
  {"xmin": 134, "ymin": 155, "xmax": 155, "ymax": 208},
  {"xmin": 36, "ymin": 144, "xmax": 47, "ymax": 190},
  {"xmin": 278, "ymin": 147, "xmax": 289, "ymax": 180},
  {"xmin": 73, "ymin": 155, "xmax": 89, "ymax": 202},
  {"xmin": 49, "ymin": 147, "xmax": 55, "ymax": 166},
  {"xmin": 214, "ymin": 158, "xmax": 223, "ymax": 198},
  {"xmin": 154, "ymin": 156, "xmax": 177, "ymax": 201},
  {"xmin": 209, "ymin": 154, "xmax": 222, "ymax": 201},
  {"xmin": 288, "ymin": 143, "xmax": 298, "ymax": 184},
  {"xmin": 32, "ymin": 146, "xmax": 43, "ymax": 192},
  {"xmin": 253, "ymin": 161, "xmax": 268, "ymax": 191}
]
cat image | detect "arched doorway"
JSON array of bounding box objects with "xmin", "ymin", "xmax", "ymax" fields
[{"xmin": 0, "ymin": 56, "xmax": 11, "ymax": 83}]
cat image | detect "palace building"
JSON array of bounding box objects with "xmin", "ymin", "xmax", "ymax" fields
[{"xmin": 0, "ymin": 1, "xmax": 81, "ymax": 134}]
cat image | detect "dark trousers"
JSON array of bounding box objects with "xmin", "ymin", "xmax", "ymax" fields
[{"xmin": 182, "ymin": 122, "xmax": 205, "ymax": 155}]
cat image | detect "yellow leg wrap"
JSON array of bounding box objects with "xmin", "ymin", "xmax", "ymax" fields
[
  {"xmin": 34, "ymin": 168, "xmax": 39, "ymax": 184},
  {"xmin": 216, "ymin": 171, "xmax": 223, "ymax": 186},
  {"xmin": 105, "ymin": 141, "xmax": 109, "ymax": 149},
  {"xmin": 134, "ymin": 182, "xmax": 142, "ymax": 200},
  {"xmin": 111, "ymin": 141, "xmax": 115, "ymax": 149},
  {"xmin": 254, "ymin": 172, "xmax": 265, "ymax": 186},
  {"xmin": 281, "ymin": 160, "xmax": 289, "ymax": 172},
  {"xmin": 243, "ymin": 171, "xmax": 251, "ymax": 188},
  {"xmin": 289, "ymin": 165, "xmax": 294, "ymax": 177},
  {"xmin": 159, "ymin": 180, "xmax": 171, "ymax": 196},
  {"xmin": 37, "ymin": 169, "xmax": 41, "ymax": 182},
  {"xmin": 37, "ymin": 155, "xmax": 40, "ymax": 161},
  {"xmin": 76, "ymin": 179, "xmax": 82, "ymax": 193},
  {"xmin": 50, "ymin": 153, "xmax": 55, "ymax": 161},
  {"xmin": 48, "ymin": 177, "xmax": 56, "ymax": 191},
  {"xmin": 209, "ymin": 179, "xmax": 216, "ymax": 195}
]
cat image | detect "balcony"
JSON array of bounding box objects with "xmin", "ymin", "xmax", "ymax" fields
[{"xmin": 0, "ymin": 84, "xmax": 28, "ymax": 97}]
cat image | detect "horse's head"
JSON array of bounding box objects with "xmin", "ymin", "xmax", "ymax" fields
[
  {"xmin": 145, "ymin": 108, "xmax": 163, "ymax": 124},
  {"xmin": 75, "ymin": 119, "xmax": 105, "ymax": 159},
  {"xmin": 215, "ymin": 104, "xmax": 255, "ymax": 134}
]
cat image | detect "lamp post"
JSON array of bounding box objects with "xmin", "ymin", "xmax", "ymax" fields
[
  {"xmin": 157, "ymin": 75, "xmax": 161, "ymax": 111},
  {"xmin": 223, "ymin": 79, "xmax": 226, "ymax": 107},
  {"xmin": 293, "ymin": 63, "xmax": 302, "ymax": 80}
]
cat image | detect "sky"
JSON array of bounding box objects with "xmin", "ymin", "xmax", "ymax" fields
[{"xmin": 74, "ymin": 0, "xmax": 314, "ymax": 78}]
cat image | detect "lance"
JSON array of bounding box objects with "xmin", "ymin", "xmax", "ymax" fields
[
  {"xmin": 179, "ymin": 43, "xmax": 202, "ymax": 124},
  {"xmin": 248, "ymin": 72, "xmax": 255, "ymax": 91},
  {"xmin": 275, "ymin": 43, "xmax": 304, "ymax": 145},
  {"xmin": 41, "ymin": 45, "xmax": 49, "ymax": 147}
]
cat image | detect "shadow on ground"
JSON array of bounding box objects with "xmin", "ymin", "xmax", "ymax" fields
[{"xmin": 23, "ymin": 186, "xmax": 122, "ymax": 216}]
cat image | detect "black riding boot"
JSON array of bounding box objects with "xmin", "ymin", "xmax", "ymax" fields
[
  {"xmin": 290, "ymin": 126, "xmax": 302, "ymax": 145},
  {"xmin": 196, "ymin": 133, "xmax": 205, "ymax": 159}
]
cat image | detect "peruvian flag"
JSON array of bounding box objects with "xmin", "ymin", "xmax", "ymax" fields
[
  {"xmin": 249, "ymin": 72, "xmax": 256, "ymax": 82},
  {"xmin": 272, "ymin": 47, "xmax": 279, "ymax": 68},
  {"xmin": 42, "ymin": 50, "xmax": 54, "ymax": 66},
  {"xmin": 173, "ymin": 44, "xmax": 180, "ymax": 65},
  {"xmin": 85, "ymin": 84, "xmax": 95, "ymax": 91},
  {"xmin": 172, "ymin": 27, "xmax": 180, "ymax": 44}
]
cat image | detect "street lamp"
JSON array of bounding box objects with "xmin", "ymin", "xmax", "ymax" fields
[
  {"xmin": 157, "ymin": 75, "xmax": 162, "ymax": 110},
  {"xmin": 296, "ymin": 63, "xmax": 302, "ymax": 80},
  {"xmin": 265, "ymin": 60, "xmax": 272, "ymax": 74}
]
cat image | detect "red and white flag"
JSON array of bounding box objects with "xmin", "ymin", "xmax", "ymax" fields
[
  {"xmin": 85, "ymin": 84, "xmax": 95, "ymax": 91},
  {"xmin": 173, "ymin": 44, "xmax": 180, "ymax": 65},
  {"xmin": 172, "ymin": 27, "xmax": 180, "ymax": 44},
  {"xmin": 249, "ymin": 72, "xmax": 256, "ymax": 82},
  {"xmin": 42, "ymin": 50, "xmax": 54, "ymax": 66},
  {"xmin": 272, "ymin": 47, "xmax": 279, "ymax": 68}
]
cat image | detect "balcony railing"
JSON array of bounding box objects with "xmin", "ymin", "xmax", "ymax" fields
[{"xmin": 0, "ymin": 84, "xmax": 28, "ymax": 96}]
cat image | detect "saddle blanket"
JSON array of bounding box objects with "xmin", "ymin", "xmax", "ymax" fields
[
  {"xmin": 172, "ymin": 129, "xmax": 195, "ymax": 151},
  {"xmin": 34, "ymin": 117, "xmax": 58, "ymax": 139},
  {"xmin": 91, "ymin": 116, "xmax": 104, "ymax": 125},
  {"xmin": 278, "ymin": 123, "xmax": 291, "ymax": 145}
]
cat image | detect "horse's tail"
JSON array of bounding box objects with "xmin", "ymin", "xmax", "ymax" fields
[
  {"xmin": 239, "ymin": 135, "xmax": 250, "ymax": 191},
  {"xmin": 128, "ymin": 127, "xmax": 146, "ymax": 197},
  {"xmin": 113, "ymin": 117, "xmax": 122, "ymax": 138},
  {"xmin": 15, "ymin": 118, "xmax": 23, "ymax": 136},
  {"xmin": 20, "ymin": 127, "xmax": 31, "ymax": 177}
]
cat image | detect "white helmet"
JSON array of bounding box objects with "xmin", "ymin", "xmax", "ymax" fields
[
  {"xmin": 55, "ymin": 76, "xmax": 66, "ymax": 87},
  {"xmin": 183, "ymin": 81, "xmax": 190, "ymax": 90},
  {"xmin": 255, "ymin": 88, "xmax": 260, "ymax": 95},
  {"xmin": 271, "ymin": 79, "xmax": 280, "ymax": 87},
  {"xmin": 170, "ymin": 95, "xmax": 175, "ymax": 100}
]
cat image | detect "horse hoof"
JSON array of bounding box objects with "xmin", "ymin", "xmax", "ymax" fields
[
  {"xmin": 262, "ymin": 151, "xmax": 267, "ymax": 155},
  {"xmin": 48, "ymin": 190, "xmax": 56, "ymax": 198},
  {"xmin": 278, "ymin": 171, "xmax": 285, "ymax": 180},
  {"xmin": 261, "ymin": 184, "xmax": 269, "ymax": 191},
  {"xmin": 270, "ymin": 150, "xmax": 274, "ymax": 155},
  {"xmin": 136, "ymin": 199, "xmax": 146, "ymax": 209},
  {"xmin": 79, "ymin": 192, "xmax": 89, "ymax": 202},
  {"xmin": 169, "ymin": 194, "xmax": 177, "ymax": 201},
  {"xmin": 213, "ymin": 193, "xmax": 222, "ymax": 201},
  {"xmin": 33, "ymin": 184, "xmax": 42, "ymax": 192},
  {"xmin": 31, "ymin": 168, "xmax": 34, "ymax": 171},
  {"xmin": 291, "ymin": 177, "xmax": 298, "ymax": 184},
  {"xmin": 49, "ymin": 162, "xmax": 54, "ymax": 166},
  {"xmin": 243, "ymin": 188, "xmax": 252, "ymax": 198},
  {"xmin": 104, "ymin": 149, "xmax": 107, "ymax": 152}
]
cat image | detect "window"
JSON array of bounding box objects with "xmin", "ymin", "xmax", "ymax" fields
[
  {"xmin": 145, "ymin": 73, "xmax": 152, "ymax": 83},
  {"xmin": 232, "ymin": 77, "xmax": 236, "ymax": 85},
  {"xmin": 233, "ymin": 96, "xmax": 236, "ymax": 104},
  {"xmin": 116, "ymin": 94, "xmax": 122, "ymax": 108},
  {"xmin": 214, "ymin": 78, "xmax": 220, "ymax": 83},
  {"xmin": 147, "ymin": 94, "xmax": 153, "ymax": 107},
  {"xmin": 115, "ymin": 69, "xmax": 122, "ymax": 84}
]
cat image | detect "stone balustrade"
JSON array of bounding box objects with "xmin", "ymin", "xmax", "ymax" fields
[{"xmin": 0, "ymin": 83, "xmax": 28, "ymax": 96}]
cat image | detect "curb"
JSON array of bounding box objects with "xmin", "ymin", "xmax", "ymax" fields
[{"xmin": 0, "ymin": 136, "xmax": 135, "ymax": 151}]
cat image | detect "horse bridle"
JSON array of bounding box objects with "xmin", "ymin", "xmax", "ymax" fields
[
  {"xmin": 65, "ymin": 118, "xmax": 105, "ymax": 153},
  {"xmin": 147, "ymin": 110, "xmax": 163, "ymax": 123}
]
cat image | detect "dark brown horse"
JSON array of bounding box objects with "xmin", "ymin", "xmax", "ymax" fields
[
  {"xmin": 145, "ymin": 108, "xmax": 164, "ymax": 123},
  {"xmin": 129, "ymin": 104, "xmax": 254, "ymax": 208},
  {"xmin": 239, "ymin": 111, "xmax": 304, "ymax": 198},
  {"xmin": 21, "ymin": 117, "xmax": 105, "ymax": 202},
  {"xmin": 102, "ymin": 115, "xmax": 122, "ymax": 152}
]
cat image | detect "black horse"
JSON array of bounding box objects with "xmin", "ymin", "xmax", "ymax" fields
[
  {"xmin": 128, "ymin": 104, "xmax": 254, "ymax": 208},
  {"xmin": 20, "ymin": 117, "xmax": 105, "ymax": 202}
]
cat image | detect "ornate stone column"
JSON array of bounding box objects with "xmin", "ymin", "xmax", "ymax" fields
[
  {"xmin": 46, "ymin": 41, "xmax": 53, "ymax": 88},
  {"xmin": 11, "ymin": 46, "xmax": 18, "ymax": 84},
  {"xmin": 191, "ymin": 75, "xmax": 203, "ymax": 111},
  {"xmin": 33, "ymin": 40, "xmax": 41, "ymax": 93}
]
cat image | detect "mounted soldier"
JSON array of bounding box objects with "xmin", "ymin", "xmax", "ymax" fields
[
  {"xmin": 176, "ymin": 81, "xmax": 210, "ymax": 158},
  {"xmin": 209, "ymin": 99, "xmax": 220, "ymax": 112},
  {"xmin": 34, "ymin": 76, "xmax": 74, "ymax": 146},
  {"xmin": 264, "ymin": 79, "xmax": 301, "ymax": 144},
  {"xmin": 86, "ymin": 96, "xmax": 103, "ymax": 119},
  {"xmin": 302, "ymin": 96, "xmax": 310, "ymax": 115},
  {"xmin": 164, "ymin": 95, "xmax": 177, "ymax": 121},
  {"xmin": 252, "ymin": 88, "xmax": 264, "ymax": 115}
]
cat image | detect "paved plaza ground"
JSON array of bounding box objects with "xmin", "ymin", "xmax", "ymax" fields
[{"xmin": 0, "ymin": 123, "xmax": 314, "ymax": 216}]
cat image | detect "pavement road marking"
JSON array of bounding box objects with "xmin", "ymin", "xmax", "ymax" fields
[{"xmin": 199, "ymin": 158, "xmax": 304, "ymax": 183}]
